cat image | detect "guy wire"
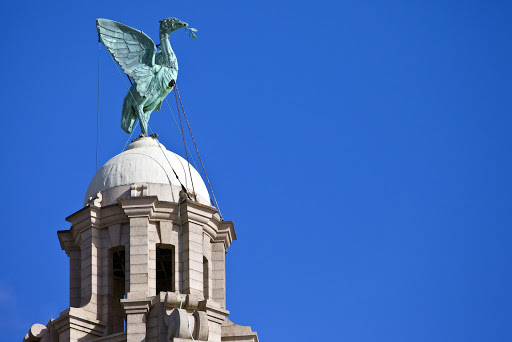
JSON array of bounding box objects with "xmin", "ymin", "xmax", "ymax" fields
[
  {"xmin": 164, "ymin": 98, "xmax": 199, "ymax": 172},
  {"xmin": 121, "ymin": 118, "xmax": 139, "ymax": 152},
  {"xmin": 174, "ymin": 88, "xmax": 196, "ymax": 200},
  {"xmin": 96, "ymin": 40, "xmax": 101, "ymax": 171},
  {"xmin": 175, "ymin": 83, "xmax": 223, "ymax": 218}
]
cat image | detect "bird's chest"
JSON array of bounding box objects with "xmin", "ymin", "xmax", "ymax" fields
[{"xmin": 142, "ymin": 68, "xmax": 176, "ymax": 110}]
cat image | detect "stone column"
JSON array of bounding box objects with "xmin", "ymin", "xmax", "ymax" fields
[
  {"xmin": 121, "ymin": 299, "xmax": 152, "ymax": 342},
  {"xmin": 119, "ymin": 196, "xmax": 158, "ymax": 342},
  {"xmin": 179, "ymin": 201, "xmax": 216, "ymax": 299},
  {"xmin": 182, "ymin": 219, "xmax": 204, "ymax": 298},
  {"xmin": 127, "ymin": 216, "xmax": 150, "ymax": 299},
  {"xmin": 56, "ymin": 207, "xmax": 107, "ymax": 341},
  {"xmin": 120, "ymin": 197, "xmax": 157, "ymax": 299},
  {"xmin": 79, "ymin": 223, "xmax": 101, "ymax": 314},
  {"xmin": 211, "ymin": 242, "xmax": 226, "ymax": 308},
  {"xmin": 58, "ymin": 230, "xmax": 82, "ymax": 308}
]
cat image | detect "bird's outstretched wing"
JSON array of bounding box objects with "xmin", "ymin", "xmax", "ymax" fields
[{"xmin": 96, "ymin": 18, "xmax": 156, "ymax": 97}]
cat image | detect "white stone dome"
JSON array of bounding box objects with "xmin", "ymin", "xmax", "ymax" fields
[{"xmin": 84, "ymin": 137, "xmax": 210, "ymax": 207}]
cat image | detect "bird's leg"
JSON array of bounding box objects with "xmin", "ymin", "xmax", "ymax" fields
[
  {"xmin": 139, "ymin": 121, "xmax": 148, "ymax": 136},
  {"xmin": 137, "ymin": 106, "xmax": 149, "ymax": 136}
]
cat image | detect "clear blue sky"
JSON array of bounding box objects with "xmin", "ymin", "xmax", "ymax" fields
[{"xmin": 1, "ymin": 0, "xmax": 511, "ymax": 341}]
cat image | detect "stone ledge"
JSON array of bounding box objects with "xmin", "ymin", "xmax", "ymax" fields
[
  {"xmin": 202, "ymin": 300, "xmax": 230, "ymax": 325},
  {"xmin": 119, "ymin": 196, "xmax": 158, "ymax": 218},
  {"xmin": 90, "ymin": 331, "xmax": 126, "ymax": 342},
  {"xmin": 221, "ymin": 318, "xmax": 258, "ymax": 342},
  {"xmin": 121, "ymin": 297, "xmax": 153, "ymax": 315},
  {"xmin": 52, "ymin": 307, "xmax": 106, "ymax": 337}
]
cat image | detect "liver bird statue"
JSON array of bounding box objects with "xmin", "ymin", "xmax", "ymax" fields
[{"xmin": 96, "ymin": 18, "xmax": 195, "ymax": 136}]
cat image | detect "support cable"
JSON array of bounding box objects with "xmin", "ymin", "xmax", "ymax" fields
[
  {"xmin": 164, "ymin": 98, "xmax": 199, "ymax": 172},
  {"xmin": 121, "ymin": 118, "xmax": 139, "ymax": 152},
  {"xmin": 96, "ymin": 40, "xmax": 101, "ymax": 171},
  {"xmin": 147, "ymin": 124, "xmax": 190, "ymax": 193},
  {"xmin": 175, "ymin": 84, "xmax": 223, "ymax": 218},
  {"xmin": 174, "ymin": 88, "xmax": 196, "ymax": 200}
]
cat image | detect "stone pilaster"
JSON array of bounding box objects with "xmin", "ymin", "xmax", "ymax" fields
[
  {"xmin": 128, "ymin": 216, "xmax": 150, "ymax": 298},
  {"xmin": 182, "ymin": 219, "xmax": 204, "ymax": 298},
  {"xmin": 58, "ymin": 230, "xmax": 82, "ymax": 308},
  {"xmin": 178, "ymin": 201, "xmax": 216, "ymax": 299},
  {"xmin": 119, "ymin": 197, "xmax": 157, "ymax": 299},
  {"xmin": 211, "ymin": 242, "xmax": 226, "ymax": 309},
  {"xmin": 60, "ymin": 206, "xmax": 103, "ymax": 317},
  {"xmin": 121, "ymin": 298, "xmax": 152, "ymax": 342},
  {"xmin": 79, "ymin": 224, "xmax": 101, "ymax": 312}
]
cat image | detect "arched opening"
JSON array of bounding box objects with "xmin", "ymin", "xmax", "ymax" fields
[
  {"xmin": 203, "ymin": 256, "xmax": 209, "ymax": 299},
  {"xmin": 156, "ymin": 246, "xmax": 174, "ymax": 294},
  {"xmin": 111, "ymin": 248, "xmax": 125, "ymax": 333}
]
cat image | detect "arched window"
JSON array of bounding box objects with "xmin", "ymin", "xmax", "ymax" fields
[
  {"xmin": 156, "ymin": 246, "xmax": 174, "ymax": 294},
  {"xmin": 111, "ymin": 248, "xmax": 125, "ymax": 333},
  {"xmin": 203, "ymin": 256, "xmax": 209, "ymax": 299}
]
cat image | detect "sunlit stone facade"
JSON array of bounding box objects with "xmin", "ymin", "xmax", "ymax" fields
[{"xmin": 24, "ymin": 137, "xmax": 258, "ymax": 342}]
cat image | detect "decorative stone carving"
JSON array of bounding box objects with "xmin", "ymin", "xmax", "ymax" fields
[
  {"xmin": 163, "ymin": 301, "xmax": 209, "ymax": 340},
  {"xmin": 23, "ymin": 324, "xmax": 48, "ymax": 342},
  {"xmin": 130, "ymin": 184, "xmax": 149, "ymax": 197},
  {"xmin": 163, "ymin": 292, "xmax": 209, "ymax": 340},
  {"xmin": 88, "ymin": 191, "xmax": 103, "ymax": 207}
]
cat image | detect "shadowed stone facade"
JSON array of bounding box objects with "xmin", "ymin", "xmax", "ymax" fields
[{"xmin": 24, "ymin": 137, "xmax": 258, "ymax": 342}]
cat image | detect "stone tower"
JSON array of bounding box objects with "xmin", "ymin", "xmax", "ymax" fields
[{"xmin": 24, "ymin": 137, "xmax": 258, "ymax": 342}]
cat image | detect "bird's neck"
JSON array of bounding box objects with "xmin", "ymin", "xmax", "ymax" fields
[{"xmin": 159, "ymin": 31, "xmax": 178, "ymax": 69}]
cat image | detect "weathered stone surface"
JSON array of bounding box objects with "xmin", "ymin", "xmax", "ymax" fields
[
  {"xmin": 26, "ymin": 137, "xmax": 258, "ymax": 342},
  {"xmin": 27, "ymin": 323, "xmax": 47, "ymax": 341},
  {"xmin": 85, "ymin": 138, "xmax": 210, "ymax": 207},
  {"xmin": 221, "ymin": 318, "xmax": 259, "ymax": 342}
]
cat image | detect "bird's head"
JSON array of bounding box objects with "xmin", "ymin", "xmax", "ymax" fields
[{"xmin": 159, "ymin": 17, "xmax": 188, "ymax": 33}]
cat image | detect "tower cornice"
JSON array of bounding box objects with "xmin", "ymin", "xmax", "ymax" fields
[{"xmin": 118, "ymin": 196, "xmax": 158, "ymax": 218}]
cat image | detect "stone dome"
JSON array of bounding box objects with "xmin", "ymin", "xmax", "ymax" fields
[{"xmin": 84, "ymin": 137, "xmax": 210, "ymax": 207}]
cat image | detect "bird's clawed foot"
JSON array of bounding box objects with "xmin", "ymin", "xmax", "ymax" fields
[{"xmin": 136, "ymin": 132, "xmax": 159, "ymax": 139}]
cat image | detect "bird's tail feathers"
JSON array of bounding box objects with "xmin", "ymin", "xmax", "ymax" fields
[{"xmin": 121, "ymin": 96, "xmax": 137, "ymax": 134}]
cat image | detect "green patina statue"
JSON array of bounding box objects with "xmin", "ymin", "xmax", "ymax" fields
[{"xmin": 96, "ymin": 18, "xmax": 196, "ymax": 136}]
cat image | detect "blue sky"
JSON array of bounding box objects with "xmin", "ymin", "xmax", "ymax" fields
[{"xmin": 1, "ymin": 0, "xmax": 511, "ymax": 341}]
